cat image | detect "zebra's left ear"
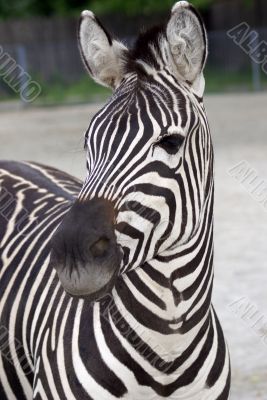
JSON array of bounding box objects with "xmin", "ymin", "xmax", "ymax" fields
[
  {"xmin": 166, "ymin": 2, "xmax": 208, "ymax": 96},
  {"xmin": 78, "ymin": 11, "xmax": 128, "ymax": 89}
]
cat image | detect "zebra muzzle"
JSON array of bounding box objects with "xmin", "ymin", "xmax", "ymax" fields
[{"xmin": 48, "ymin": 198, "xmax": 121, "ymax": 301}]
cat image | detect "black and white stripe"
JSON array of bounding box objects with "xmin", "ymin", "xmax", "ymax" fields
[{"xmin": 0, "ymin": 2, "xmax": 230, "ymax": 399}]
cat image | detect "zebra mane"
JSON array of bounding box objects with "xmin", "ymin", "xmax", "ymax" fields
[{"xmin": 125, "ymin": 24, "xmax": 167, "ymax": 75}]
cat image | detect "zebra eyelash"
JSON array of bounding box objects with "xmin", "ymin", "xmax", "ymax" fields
[{"xmin": 153, "ymin": 133, "xmax": 185, "ymax": 155}]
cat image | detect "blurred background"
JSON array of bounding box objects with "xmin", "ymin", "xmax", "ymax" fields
[
  {"xmin": 0, "ymin": 0, "xmax": 266, "ymax": 104},
  {"xmin": 0, "ymin": 1, "xmax": 267, "ymax": 400}
]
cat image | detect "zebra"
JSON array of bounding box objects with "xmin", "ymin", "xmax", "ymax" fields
[{"xmin": 0, "ymin": 1, "xmax": 231, "ymax": 399}]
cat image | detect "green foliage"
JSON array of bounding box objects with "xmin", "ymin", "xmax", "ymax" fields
[
  {"xmin": 90, "ymin": 0, "xmax": 215, "ymax": 16},
  {"xmin": 0, "ymin": 74, "xmax": 111, "ymax": 104},
  {"xmin": 0, "ymin": 0, "xmax": 251, "ymax": 18},
  {"xmin": 35, "ymin": 75, "xmax": 111, "ymax": 105},
  {"xmin": 0, "ymin": 0, "xmax": 90, "ymax": 18}
]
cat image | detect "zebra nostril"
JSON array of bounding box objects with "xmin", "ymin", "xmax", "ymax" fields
[{"xmin": 90, "ymin": 237, "xmax": 110, "ymax": 258}]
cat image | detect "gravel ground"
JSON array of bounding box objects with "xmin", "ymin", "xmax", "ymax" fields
[{"xmin": 0, "ymin": 93, "xmax": 266, "ymax": 399}]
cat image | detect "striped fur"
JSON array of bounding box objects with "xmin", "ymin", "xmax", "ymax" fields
[{"xmin": 0, "ymin": 2, "xmax": 230, "ymax": 399}]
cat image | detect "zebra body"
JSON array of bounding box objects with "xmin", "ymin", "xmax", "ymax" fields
[{"xmin": 0, "ymin": 2, "xmax": 231, "ymax": 399}]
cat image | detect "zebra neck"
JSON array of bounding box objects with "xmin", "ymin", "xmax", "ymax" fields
[
  {"xmin": 103, "ymin": 186, "xmax": 214, "ymax": 362},
  {"xmin": 105, "ymin": 229, "xmax": 213, "ymax": 360}
]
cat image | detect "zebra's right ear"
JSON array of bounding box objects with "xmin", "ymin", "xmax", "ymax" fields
[
  {"xmin": 166, "ymin": 2, "xmax": 208, "ymax": 96},
  {"xmin": 78, "ymin": 11, "xmax": 128, "ymax": 89}
]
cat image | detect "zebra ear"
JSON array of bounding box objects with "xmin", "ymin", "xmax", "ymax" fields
[
  {"xmin": 78, "ymin": 11, "xmax": 128, "ymax": 89},
  {"xmin": 166, "ymin": 1, "xmax": 208, "ymax": 96}
]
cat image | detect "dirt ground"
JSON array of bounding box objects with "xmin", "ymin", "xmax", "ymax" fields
[{"xmin": 0, "ymin": 93, "xmax": 267, "ymax": 399}]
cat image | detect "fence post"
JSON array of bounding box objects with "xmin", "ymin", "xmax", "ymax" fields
[
  {"xmin": 16, "ymin": 45, "xmax": 28, "ymax": 103},
  {"xmin": 251, "ymin": 31, "xmax": 261, "ymax": 91}
]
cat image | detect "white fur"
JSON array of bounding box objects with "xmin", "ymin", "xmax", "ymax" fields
[
  {"xmin": 81, "ymin": 10, "xmax": 94, "ymax": 18},
  {"xmin": 166, "ymin": 2, "xmax": 207, "ymax": 96},
  {"xmin": 172, "ymin": 1, "xmax": 190, "ymax": 13},
  {"xmin": 79, "ymin": 11, "xmax": 127, "ymax": 88},
  {"xmin": 191, "ymin": 73, "xmax": 206, "ymax": 97}
]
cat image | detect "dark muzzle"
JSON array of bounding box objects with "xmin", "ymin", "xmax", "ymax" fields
[{"xmin": 49, "ymin": 198, "xmax": 121, "ymax": 301}]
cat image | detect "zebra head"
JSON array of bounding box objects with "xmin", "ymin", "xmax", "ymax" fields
[{"xmin": 50, "ymin": 1, "xmax": 211, "ymax": 301}]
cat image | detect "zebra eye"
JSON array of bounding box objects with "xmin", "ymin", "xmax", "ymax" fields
[{"xmin": 156, "ymin": 133, "xmax": 185, "ymax": 155}]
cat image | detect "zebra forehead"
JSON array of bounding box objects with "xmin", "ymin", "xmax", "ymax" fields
[
  {"xmin": 107, "ymin": 75, "xmax": 187, "ymax": 113},
  {"xmin": 86, "ymin": 77, "xmax": 191, "ymax": 142}
]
